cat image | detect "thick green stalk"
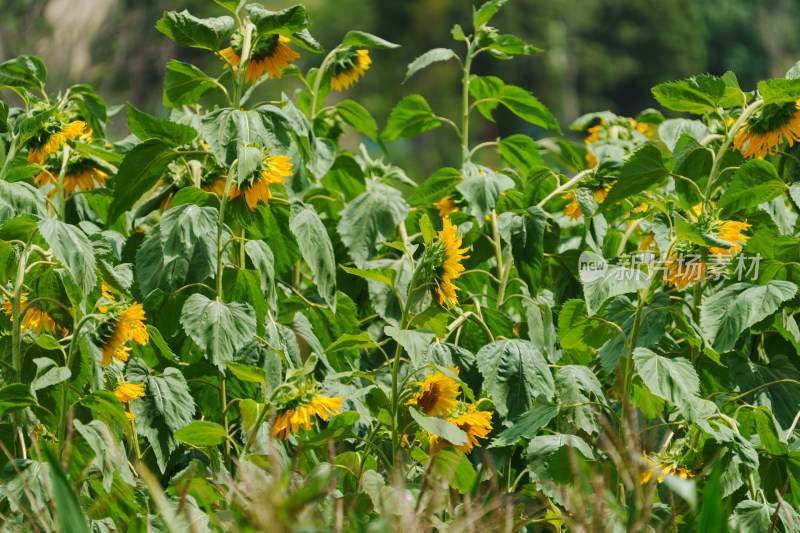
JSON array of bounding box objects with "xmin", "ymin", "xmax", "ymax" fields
[
  {"xmin": 390, "ymin": 259, "xmax": 425, "ymax": 458},
  {"xmin": 57, "ymin": 314, "xmax": 96, "ymax": 461},
  {"xmin": 460, "ymin": 39, "xmax": 474, "ymax": 164},
  {"xmin": 0, "ymin": 135, "xmax": 19, "ymax": 182}
]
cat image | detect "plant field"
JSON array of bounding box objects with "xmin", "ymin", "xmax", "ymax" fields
[{"xmin": 1, "ymin": 0, "xmax": 800, "ymax": 531}]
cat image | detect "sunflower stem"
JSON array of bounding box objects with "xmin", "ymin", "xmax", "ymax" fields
[
  {"xmin": 461, "ymin": 38, "xmax": 475, "ymax": 164},
  {"xmin": 233, "ymin": 23, "xmax": 255, "ymax": 109},
  {"xmin": 216, "ymin": 158, "xmax": 237, "ymax": 473},
  {"xmin": 0, "ymin": 134, "xmax": 19, "ymax": 182},
  {"xmin": 57, "ymin": 314, "xmax": 95, "ymax": 461},
  {"xmin": 390, "ymin": 256, "xmax": 425, "ymax": 460},
  {"xmin": 310, "ymin": 48, "xmax": 340, "ymax": 121},
  {"xmin": 702, "ymin": 99, "xmax": 762, "ymax": 212},
  {"xmin": 55, "ymin": 144, "xmax": 70, "ymax": 221}
]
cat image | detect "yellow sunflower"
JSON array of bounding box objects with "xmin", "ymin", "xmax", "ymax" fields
[
  {"xmin": 640, "ymin": 451, "xmax": 694, "ymax": 484},
  {"xmin": 35, "ymin": 162, "xmax": 110, "ymax": 198},
  {"xmin": 428, "ymin": 404, "xmax": 493, "ymax": 454},
  {"xmin": 230, "ymin": 155, "xmax": 293, "ymax": 211},
  {"xmin": 272, "ymin": 394, "xmax": 344, "ymax": 440},
  {"xmin": 433, "ymin": 196, "xmax": 459, "ymax": 218},
  {"xmin": 202, "ymin": 177, "xmax": 227, "ymax": 197},
  {"xmin": 664, "ymin": 253, "xmax": 706, "ymax": 290},
  {"xmin": 114, "ymin": 382, "xmax": 145, "ymax": 403},
  {"xmin": 2, "ymin": 292, "xmax": 64, "ymax": 336},
  {"xmin": 407, "ymin": 370, "xmax": 460, "ymax": 417},
  {"xmin": 220, "ymin": 34, "xmax": 299, "ymax": 84},
  {"xmin": 638, "ymin": 232, "xmax": 656, "ymax": 252},
  {"xmin": 27, "ymin": 120, "xmax": 87, "ymax": 165},
  {"xmin": 634, "ymin": 121, "xmax": 656, "ymax": 140},
  {"xmin": 734, "ymin": 99, "xmax": 800, "ymax": 159},
  {"xmin": 101, "ymin": 303, "xmax": 149, "ymax": 366},
  {"xmin": 330, "ymin": 49, "xmax": 372, "ymax": 92},
  {"xmin": 434, "ymin": 217, "xmax": 470, "ymax": 307},
  {"xmin": 709, "ymin": 220, "xmax": 751, "ymax": 257}
]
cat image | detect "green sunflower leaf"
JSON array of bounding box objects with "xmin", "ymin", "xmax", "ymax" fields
[
  {"xmin": 39, "ymin": 219, "xmax": 97, "ymax": 296},
  {"xmin": 337, "ymin": 181, "xmax": 409, "ymax": 267},
  {"xmin": 382, "ymin": 95, "xmax": 442, "ymax": 142},
  {"xmin": 0, "ymin": 55, "xmax": 46, "ymax": 91},
  {"xmin": 174, "ymin": 420, "xmax": 228, "ymax": 447},
  {"xmin": 633, "ymin": 348, "xmax": 701, "ymax": 421},
  {"xmin": 475, "ymin": 339, "xmax": 554, "ymax": 421},
  {"xmin": 499, "ymin": 135, "xmax": 542, "ymax": 175},
  {"xmin": 247, "ymin": 5, "xmax": 310, "ymax": 36},
  {"xmin": 131, "ymin": 367, "xmax": 196, "ymax": 473},
  {"xmin": 180, "ymin": 293, "xmax": 257, "ymax": 368},
  {"xmin": 126, "ymin": 103, "xmax": 197, "ymax": 146},
  {"xmin": 340, "ymin": 31, "xmax": 399, "ymax": 50},
  {"xmin": 758, "ymin": 78, "xmax": 800, "ymax": 106},
  {"xmin": 718, "ymin": 159, "xmax": 787, "ymax": 216},
  {"xmin": 289, "ymin": 202, "xmax": 337, "ymax": 310},
  {"xmin": 408, "ymin": 167, "xmax": 462, "ymax": 206},
  {"xmin": 107, "ymin": 139, "xmax": 181, "ymax": 223},
  {"xmin": 155, "ymin": 10, "xmax": 235, "ymax": 51},
  {"xmin": 700, "ymin": 281, "xmax": 797, "ymax": 353},
  {"xmin": 501, "ymin": 206, "xmax": 547, "ymax": 293},
  {"xmin": 384, "ymin": 326, "xmax": 435, "ymax": 368},
  {"xmin": 340, "ymin": 265, "xmax": 396, "ymax": 288},
  {"xmin": 336, "ymin": 100, "xmax": 379, "ymax": 141},
  {"xmin": 135, "ymin": 204, "xmax": 218, "ymax": 297},
  {"xmin": 489, "ymin": 404, "xmax": 558, "ymax": 448},
  {"xmin": 404, "ymin": 48, "xmax": 456, "ymax": 83},
  {"xmin": 409, "ymin": 408, "xmax": 468, "ymax": 445},
  {"xmin": 596, "ymin": 144, "xmax": 668, "ymax": 213},
  {"xmin": 652, "ymin": 74, "xmax": 744, "ymax": 113},
  {"xmin": 455, "ymin": 167, "xmax": 514, "ymax": 223},
  {"xmin": 473, "ymin": 0, "xmax": 507, "ymax": 29},
  {"xmin": 163, "ymin": 60, "xmax": 218, "ymax": 107}
]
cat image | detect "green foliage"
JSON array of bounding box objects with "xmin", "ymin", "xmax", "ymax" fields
[{"xmin": 1, "ymin": 0, "xmax": 800, "ymax": 530}]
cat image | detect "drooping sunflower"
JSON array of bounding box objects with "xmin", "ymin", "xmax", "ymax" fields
[
  {"xmin": 406, "ymin": 370, "xmax": 460, "ymax": 417},
  {"xmin": 35, "ymin": 158, "xmax": 111, "ymax": 198},
  {"xmin": 638, "ymin": 232, "xmax": 656, "ymax": 252},
  {"xmin": 734, "ymin": 99, "xmax": 800, "ymax": 159},
  {"xmin": 428, "ymin": 404, "xmax": 493, "ymax": 454},
  {"xmin": 2, "ymin": 292, "xmax": 63, "ymax": 336},
  {"xmin": 100, "ymin": 303, "xmax": 149, "ymax": 366},
  {"xmin": 433, "ymin": 196, "xmax": 459, "ymax": 218},
  {"xmin": 433, "ymin": 217, "xmax": 470, "ymax": 307},
  {"xmin": 272, "ymin": 394, "xmax": 344, "ymax": 440},
  {"xmin": 230, "ymin": 154, "xmax": 293, "ymax": 211},
  {"xmin": 709, "ymin": 219, "xmax": 751, "ymax": 257},
  {"xmin": 27, "ymin": 120, "xmax": 87, "ymax": 165},
  {"xmin": 639, "ymin": 451, "xmax": 694, "ymax": 484},
  {"xmin": 220, "ymin": 33, "xmax": 299, "ymax": 84},
  {"xmin": 329, "ymin": 49, "xmax": 372, "ymax": 92},
  {"xmin": 664, "ymin": 253, "xmax": 706, "ymax": 290}
]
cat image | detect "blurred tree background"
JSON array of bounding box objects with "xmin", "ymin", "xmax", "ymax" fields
[{"xmin": 1, "ymin": 0, "xmax": 798, "ymax": 179}]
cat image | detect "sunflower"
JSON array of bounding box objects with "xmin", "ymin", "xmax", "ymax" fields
[
  {"xmin": 27, "ymin": 120, "xmax": 87, "ymax": 165},
  {"xmin": 433, "ymin": 217, "xmax": 470, "ymax": 307},
  {"xmin": 634, "ymin": 121, "xmax": 656, "ymax": 140},
  {"xmin": 734, "ymin": 99, "xmax": 800, "ymax": 159},
  {"xmin": 230, "ymin": 154, "xmax": 293, "ymax": 211},
  {"xmin": 100, "ymin": 303, "xmax": 149, "ymax": 366},
  {"xmin": 664, "ymin": 253, "xmax": 706, "ymax": 290},
  {"xmin": 407, "ymin": 370, "xmax": 460, "ymax": 417},
  {"xmin": 35, "ymin": 160, "xmax": 110, "ymax": 198},
  {"xmin": 638, "ymin": 232, "xmax": 656, "ymax": 252},
  {"xmin": 272, "ymin": 394, "xmax": 344, "ymax": 440},
  {"xmin": 329, "ymin": 49, "xmax": 372, "ymax": 92},
  {"xmin": 2, "ymin": 292, "xmax": 64, "ymax": 336},
  {"xmin": 114, "ymin": 382, "xmax": 145, "ymax": 403},
  {"xmin": 220, "ymin": 34, "xmax": 299, "ymax": 84},
  {"xmin": 429, "ymin": 404, "xmax": 493, "ymax": 454},
  {"xmin": 433, "ymin": 196, "xmax": 459, "ymax": 217},
  {"xmin": 640, "ymin": 451, "xmax": 694, "ymax": 484},
  {"xmin": 709, "ymin": 220, "xmax": 751, "ymax": 257}
]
